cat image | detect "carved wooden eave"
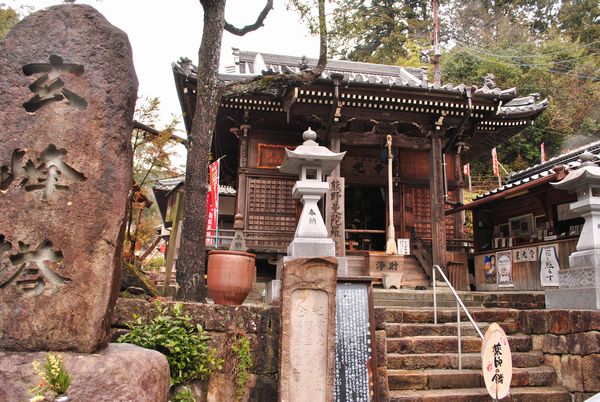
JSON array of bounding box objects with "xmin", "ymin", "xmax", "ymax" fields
[{"xmin": 172, "ymin": 54, "xmax": 548, "ymax": 160}]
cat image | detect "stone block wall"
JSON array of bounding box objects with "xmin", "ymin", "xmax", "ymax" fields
[
  {"xmin": 519, "ymin": 309, "xmax": 600, "ymax": 401},
  {"xmin": 112, "ymin": 298, "xmax": 279, "ymax": 402}
]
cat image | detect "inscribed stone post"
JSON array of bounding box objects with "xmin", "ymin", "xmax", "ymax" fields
[
  {"xmin": 0, "ymin": 4, "xmax": 137, "ymax": 352},
  {"xmin": 279, "ymin": 257, "xmax": 337, "ymax": 402}
]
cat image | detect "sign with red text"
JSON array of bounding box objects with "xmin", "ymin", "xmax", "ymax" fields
[
  {"xmin": 205, "ymin": 160, "xmax": 219, "ymax": 246},
  {"xmin": 482, "ymin": 323, "xmax": 512, "ymax": 399}
]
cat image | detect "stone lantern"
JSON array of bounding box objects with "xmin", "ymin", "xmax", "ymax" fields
[
  {"xmin": 279, "ymin": 127, "xmax": 345, "ymax": 257},
  {"xmin": 546, "ymin": 151, "xmax": 600, "ymax": 309}
]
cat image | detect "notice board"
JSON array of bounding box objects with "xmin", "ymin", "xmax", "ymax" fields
[{"xmin": 334, "ymin": 281, "xmax": 376, "ymax": 401}]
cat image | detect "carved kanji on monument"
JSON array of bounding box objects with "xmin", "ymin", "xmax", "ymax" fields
[{"xmin": 0, "ymin": 4, "xmax": 137, "ymax": 352}]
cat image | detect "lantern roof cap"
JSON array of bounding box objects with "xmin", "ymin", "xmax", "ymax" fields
[{"xmin": 279, "ymin": 127, "xmax": 346, "ymax": 176}]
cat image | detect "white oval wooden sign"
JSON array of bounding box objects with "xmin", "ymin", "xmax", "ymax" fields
[{"xmin": 481, "ymin": 323, "xmax": 512, "ymax": 399}]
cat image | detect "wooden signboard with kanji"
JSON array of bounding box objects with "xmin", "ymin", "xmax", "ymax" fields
[{"xmin": 481, "ymin": 323, "xmax": 513, "ymax": 400}]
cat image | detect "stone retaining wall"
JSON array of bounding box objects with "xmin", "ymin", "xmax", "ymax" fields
[
  {"xmin": 519, "ymin": 310, "xmax": 600, "ymax": 401},
  {"xmin": 112, "ymin": 298, "xmax": 280, "ymax": 402}
]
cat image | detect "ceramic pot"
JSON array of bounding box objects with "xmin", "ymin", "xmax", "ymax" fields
[
  {"xmin": 55, "ymin": 395, "xmax": 70, "ymax": 402},
  {"xmin": 207, "ymin": 250, "xmax": 256, "ymax": 305}
]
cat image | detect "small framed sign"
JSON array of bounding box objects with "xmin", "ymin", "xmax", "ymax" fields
[{"xmin": 397, "ymin": 238, "xmax": 410, "ymax": 255}]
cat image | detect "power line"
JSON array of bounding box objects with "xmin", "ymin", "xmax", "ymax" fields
[
  {"xmin": 450, "ymin": 36, "xmax": 600, "ymax": 58},
  {"xmin": 459, "ymin": 47, "xmax": 600, "ymax": 81},
  {"xmin": 454, "ymin": 41, "xmax": 600, "ymax": 67}
]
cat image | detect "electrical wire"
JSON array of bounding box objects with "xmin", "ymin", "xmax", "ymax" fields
[
  {"xmin": 450, "ymin": 37, "xmax": 600, "ymax": 58},
  {"xmin": 458, "ymin": 47, "xmax": 600, "ymax": 81}
]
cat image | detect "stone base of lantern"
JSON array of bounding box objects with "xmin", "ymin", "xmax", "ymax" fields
[
  {"xmin": 0, "ymin": 343, "xmax": 170, "ymax": 402},
  {"xmin": 287, "ymin": 237, "xmax": 335, "ymax": 258},
  {"xmin": 546, "ymin": 250, "xmax": 600, "ymax": 310}
]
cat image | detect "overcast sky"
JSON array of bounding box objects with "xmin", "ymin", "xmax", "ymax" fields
[{"xmin": 8, "ymin": 0, "xmax": 320, "ymax": 137}]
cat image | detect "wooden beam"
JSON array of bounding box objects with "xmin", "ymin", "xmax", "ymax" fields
[
  {"xmin": 429, "ymin": 128, "xmax": 448, "ymax": 271},
  {"xmin": 163, "ymin": 191, "xmax": 183, "ymax": 296},
  {"xmin": 139, "ymin": 236, "xmax": 162, "ymax": 262},
  {"xmin": 340, "ymin": 132, "xmax": 430, "ymax": 149},
  {"xmin": 454, "ymin": 152, "xmax": 465, "ymax": 240}
]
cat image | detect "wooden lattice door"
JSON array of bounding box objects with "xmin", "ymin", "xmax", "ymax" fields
[{"xmin": 245, "ymin": 176, "xmax": 296, "ymax": 251}]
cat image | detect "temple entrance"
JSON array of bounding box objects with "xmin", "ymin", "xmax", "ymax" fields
[{"xmin": 345, "ymin": 185, "xmax": 387, "ymax": 251}]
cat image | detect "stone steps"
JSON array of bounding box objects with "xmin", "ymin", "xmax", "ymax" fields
[
  {"xmin": 384, "ymin": 321, "xmax": 520, "ymax": 337},
  {"xmin": 387, "ymin": 351, "xmax": 545, "ymax": 370},
  {"xmin": 373, "ymin": 290, "xmax": 484, "ymax": 308},
  {"xmin": 389, "ymin": 386, "xmax": 571, "ymax": 402},
  {"xmin": 379, "ymin": 304, "xmax": 568, "ymax": 402},
  {"xmin": 386, "ymin": 334, "xmax": 532, "ymax": 354},
  {"xmin": 373, "ymin": 290, "xmax": 546, "ymax": 310},
  {"xmin": 381, "ymin": 307, "xmax": 519, "ymax": 324},
  {"xmin": 388, "ymin": 366, "xmax": 557, "ymax": 391}
]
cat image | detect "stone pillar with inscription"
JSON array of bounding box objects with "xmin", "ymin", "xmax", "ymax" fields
[
  {"xmin": 279, "ymin": 257, "xmax": 338, "ymax": 402},
  {"xmin": 546, "ymin": 151, "xmax": 600, "ymax": 309},
  {"xmin": 0, "ymin": 5, "xmax": 169, "ymax": 401}
]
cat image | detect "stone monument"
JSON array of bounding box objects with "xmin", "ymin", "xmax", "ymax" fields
[
  {"xmin": 546, "ymin": 151, "xmax": 600, "ymax": 309},
  {"xmin": 278, "ymin": 128, "xmax": 344, "ymax": 401},
  {"xmin": 0, "ymin": 5, "xmax": 169, "ymax": 400},
  {"xmin": 278, "ymin": 257, "xmax": 338, "ymax": 402}
]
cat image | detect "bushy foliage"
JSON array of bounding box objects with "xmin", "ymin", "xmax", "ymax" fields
[{"xmin": 118, "ymin": 303, "xmax": 222, "ymax": 385}]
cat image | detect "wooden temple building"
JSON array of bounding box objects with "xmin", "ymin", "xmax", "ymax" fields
[
  {"xmin": 166, "ymin": 49, "xmax": 548, "ymax": 288},
  {"xmin": 448, "ymin": 140, "xmax": 600, "ymax": 291}
]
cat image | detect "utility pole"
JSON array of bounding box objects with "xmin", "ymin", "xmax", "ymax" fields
[{"xmin": 432, "ymin": 0, "xmax": 441, "ymax": 86}]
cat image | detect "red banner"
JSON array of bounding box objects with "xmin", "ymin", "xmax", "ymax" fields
[
  {"xmin": 541, "ymin": 142, "xmax": 546, "ymax": 163},
  {"xmin": 491, "ymin": 148, "xmax": 499, "ymax": 176},
  {"xmin": 205, "ymin": 160, "xmax": 219, "ymax": 246},
  {"xmin": 463, "ymin": 163, "xmax": 470, "ymax": 177}
]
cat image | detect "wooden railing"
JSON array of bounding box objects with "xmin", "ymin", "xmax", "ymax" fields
[
  {"xmin": 447, "ymin": 238, "xmax": 474, "ymax": 253},
  {"xmin": 412, "ymin": 237, "xmax": 433, "ymax": 278},
  {"xmin": 205, "ymin": 229, "xmax": 235, "ymax": 250}
]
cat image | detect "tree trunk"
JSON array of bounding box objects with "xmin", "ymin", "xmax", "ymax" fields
[{"xmin": 176, "ymin": 0, "xmax": 226, "ymax": 301}]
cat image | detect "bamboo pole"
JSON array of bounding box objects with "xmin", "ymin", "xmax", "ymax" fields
[{"xmin": 386, "ymin": 134, "xmax": 398, "ymax": 255}]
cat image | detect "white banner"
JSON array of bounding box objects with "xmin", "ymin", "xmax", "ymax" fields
[
  {"xmin": 496, "ymin": 251, "xmax": 514, "ymax": 287},
  {"xmin": 539, "ymin": 244, "xmax": 560, "ymax": 287}
]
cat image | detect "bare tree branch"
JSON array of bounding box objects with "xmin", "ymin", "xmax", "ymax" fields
[
  {"xmin": 224, "ymin": 0, "xmax": 273, "ymax": 36},
  {"xmin": 221, "ymin": 0, "xmax": 328, "ymax": 99}
]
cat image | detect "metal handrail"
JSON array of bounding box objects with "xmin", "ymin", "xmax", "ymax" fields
[{"xmin": 432, "ymin": 264, "xmax": 484, "ymax": 370}]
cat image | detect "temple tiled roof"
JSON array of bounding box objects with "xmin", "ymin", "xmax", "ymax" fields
[
  {"xmin": 176, "ymin": 50, "xmax": 539, "ymax": 102},
  {"xmin": 153, "ymin": 177, "xmax": 236, "ymax": 196},
  {"xmin": 172, "ymin": 49, "xmax": 549, "ymax": 162}
]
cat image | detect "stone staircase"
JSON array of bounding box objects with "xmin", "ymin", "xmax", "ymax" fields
[
  {"xmin": 381, "ymin": 307, "xmax": 571, "ymax": 402},
  {"xmin": 373, "ymin": 287, "xmax": 546, "ymax": 309}
]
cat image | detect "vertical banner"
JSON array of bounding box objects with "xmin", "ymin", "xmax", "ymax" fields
[
  {"xmin": 463, "ymin": 163, "xmax": 471, "ymax": 191},
  {"xmin": 491, "ymin": 148, "xmax": 499, "ymax": 176},
  {"xmin": 496, "ymin": 251, "xmax": 513, "ymax": 287},
  {"xmin": 492, "ymin": 147, "xmax": 501, "ymax": 186},
  {"xmin": 539, "ymin": 244, "xmax": 560, "ymax": 287},
  {"xmin": 541, "ymin": 142, "xmax": 547, "ymax": 163},
  {"xmin": 205, "ymin": 160, "xmax": 219, "ymax": 246},
  {"xmin": 483, "ymin": 255, "xmax": 497, "ymax": 284}
]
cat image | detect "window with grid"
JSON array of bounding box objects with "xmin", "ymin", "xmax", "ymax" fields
[{"xmin": 245, "ymin": 177, "xmax": 296, "ymax": 248}]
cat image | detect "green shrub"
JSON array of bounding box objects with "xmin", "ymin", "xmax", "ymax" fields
[
  {"xmin": 118, "ymin": 302, "xmax": 222, "ymax": 385},
  {"xmin": 220, "ymin": 331, "xmax": 253, "ymax": 401},
  {"xmin": 231, "ymin": 335, "xmax": 253, "ymax": 401},
  {"xmin": 171, "ymin": 386, "xmax": 195, "ymax": 402}
]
